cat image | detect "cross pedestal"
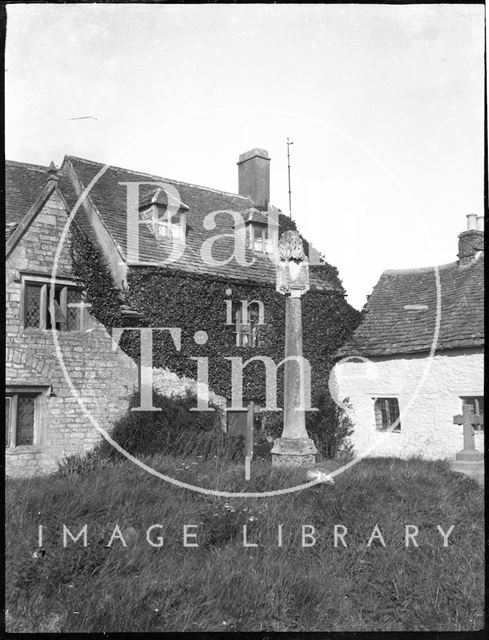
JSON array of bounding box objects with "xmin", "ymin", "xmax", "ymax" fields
[{"xmin": 449, "ymin": 404, "xmax": 484, "ymax": 482}]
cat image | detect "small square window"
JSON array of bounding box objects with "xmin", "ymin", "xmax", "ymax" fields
[
  {"xmin": 5, "ymin": 392, "xmax": 40, "ymax": 448},
  {"xmin": 374, "ymin": 398, "xmax": 401, "ymax": 432}
]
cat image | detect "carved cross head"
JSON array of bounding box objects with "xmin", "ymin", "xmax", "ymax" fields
[
  {"xmin": 278, "ymin": 230, "xmax": 306, "ymax": 263},
  {"xmin": 276, "ymin": 231, "xmax": 310, "ymax": 296}
]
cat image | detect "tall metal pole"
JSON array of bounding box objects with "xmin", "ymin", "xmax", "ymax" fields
[{"xmin": 287, "ymin": 137, "xmax": 293, "ymax": 219}]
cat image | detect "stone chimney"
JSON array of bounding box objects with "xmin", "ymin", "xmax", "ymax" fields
[
  {"xmin": 237, "ymin": 148, "xmax": 270, "ymax": 210},
  {"xmin": 458, "ymin": 214, "xmax": 484, "ymax": 266}
]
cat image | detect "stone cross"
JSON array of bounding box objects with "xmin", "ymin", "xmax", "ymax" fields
[
  {"xmin": 453, "ymin": 404, "xmax": 482, "ymax": 452},
  {"xmin": 449, "ymin": 403, "xmax": 484, "ymax": 480},
  {"xmin": 271, "ymin": 231, "xmax": 317, "ymax": 467}
]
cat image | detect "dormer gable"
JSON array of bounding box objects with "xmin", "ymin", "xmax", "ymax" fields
[
  {"xmin": 139, "ymin": 187, "xmax": 189, "ymax": 242},
  {"xmin": 242, "ymin": 207, "xmax": 275, "ymax": 255}
]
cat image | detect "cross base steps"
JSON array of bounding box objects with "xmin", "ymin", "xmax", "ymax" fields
[
  {"xmin": 449, "ymin": 459, "xmax": 484, "ymax": 473},
  {"xmin": 271, "ymin": 437, "xmax": 317, "ymax": 468},
  {"xmin": 449, "ymin": 457, "xmax": 484, "ymax": 485},
  {"xmin": 453, "ymin": 449, "xmax": 484, "ymax": 462}
]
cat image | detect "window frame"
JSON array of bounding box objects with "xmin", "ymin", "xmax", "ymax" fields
[
  {"xmin": 140, "ymin": 203, "xmax": 186, "ymax": 243},
  {"xmin": 373, "ymin": 396, "xmax": 402, "ymax": 433},
  {"xmin": 5, "ymin": 387, "xmax": 47, "ymax": 450},
  {"xmin": 248, "ymin": 222, "xmax": 273, "ymax": 254},
  {"xmin": 233, "ymin": 302, "xmax": 260, "ymax": 348},
  {"xmin": 20, "ymin": 275, "xmax": 91, "ymax": 332}
]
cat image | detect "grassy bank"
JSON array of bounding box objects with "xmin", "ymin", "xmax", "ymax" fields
[{"xmin": 5, "ymin": 456, "xmax": 484, "ymax": 632}]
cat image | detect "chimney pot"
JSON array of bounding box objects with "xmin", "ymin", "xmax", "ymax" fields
[
  {"xmin": 458, "ymin": 215, "xmax": 484, "ymax": 266},
  {"xmin": 237, "ymin": 148, "xmax": 270, "ymax": 210}
]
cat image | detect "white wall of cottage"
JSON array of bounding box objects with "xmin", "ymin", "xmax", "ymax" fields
[{"xmin": 332, "ymin": 350, "xmax": 484, "ymax": 460}]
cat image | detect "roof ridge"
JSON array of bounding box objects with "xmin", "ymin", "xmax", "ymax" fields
[
  {"xmin": 382, "ymin": 260, "xmax": 457, "ymax": 276},
  {"xmin": 6, "ymin": 159, "xmax": 49, "ymax": 172},
  {"xmin": 65, "ymin": 155, "xmax": 254, "ymax": 202}
]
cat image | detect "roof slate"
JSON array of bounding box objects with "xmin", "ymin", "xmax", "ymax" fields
[
  {"xmin": 61, "ymin": 156, "xmax": 338, "ymax": 291},
  {"xmin": 337, "ymin": 258, "xmax": 484, "ymax": 357},
  {"xmin": 5, "ymin": 160, "xmax": 49, "ymax": 237}
]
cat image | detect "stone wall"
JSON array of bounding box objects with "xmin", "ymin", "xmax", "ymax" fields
[
  {"xmin": 5, "ymin": 191, "xmax": 226, "ymax": 477},
  {"xmin": 6, "ymin": 192, "xmax": 138, "ymax": 477},
  {"xmin": 333, "ymin": 350, "xmax": 484, "ymax": 460}
]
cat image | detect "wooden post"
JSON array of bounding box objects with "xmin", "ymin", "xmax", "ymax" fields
[{"xmin": 245, "ymin": 401, "xmax": 254, "ymax": 480}]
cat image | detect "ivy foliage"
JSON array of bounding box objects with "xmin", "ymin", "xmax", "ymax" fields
[
  {"xmin": 70, "ymin": 224, "xmax": 122, "ymax": 329},
  {"xmin": 69, "ymin": 215, "xmax": 361, "ymax": 408}
]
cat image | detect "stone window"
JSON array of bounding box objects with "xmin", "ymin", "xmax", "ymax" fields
[
  {"xmin": 22, "ymin": 277, "xmax": 91, "ymax": 331},
  {"xmin": 233, "ymin": 301, "xmax": 260, "ymax": 347},
  {"xmin": 460, "ymin": 396, "xmax": 484, "ymax": 431},
  {"xmin": 5, "ymin": 389, "xmax": 44, "ymax": 448},
  {"xmin": 374, "ymin": 397, "xmax": 401, "ymax": 432}
]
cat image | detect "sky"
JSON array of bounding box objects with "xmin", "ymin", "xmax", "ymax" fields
[{"xmin": 5, "ymin": 3, "xmax": 485, "ymax": 309}]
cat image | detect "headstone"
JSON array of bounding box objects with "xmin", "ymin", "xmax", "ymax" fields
[{"xmin": 449, "ymin": 404, "xmax": 484, "ymax": 484}]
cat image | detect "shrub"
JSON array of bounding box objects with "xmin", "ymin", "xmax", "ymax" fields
[
  {"xmin": 94, "ymin": 390, "xmax": 243, "ymax": 462},
  {"xmin": 256, "ymin": 394, "xmax": 354, "ymax": 461},
  {"xmin": 306, "ymin": 392, "xmax": 354, "ymax": 460}
]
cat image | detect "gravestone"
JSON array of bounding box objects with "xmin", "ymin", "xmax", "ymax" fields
[{"xmin": 449, "ymin": 404, "xmax": 484, "ymax": 484}]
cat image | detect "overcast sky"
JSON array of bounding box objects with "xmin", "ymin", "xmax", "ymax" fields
[{"xmin": 5, "ymin": 3, "xmax": 484, "ymax": 309}]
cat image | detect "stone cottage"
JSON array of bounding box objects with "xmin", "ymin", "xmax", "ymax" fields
[
  {"xmin": 332, "ymin": 215, "xmax": 484, "ymax": 460},
  {"xmin": 5, "ymin": 149, "xmax": 359, "ymax": 477}
]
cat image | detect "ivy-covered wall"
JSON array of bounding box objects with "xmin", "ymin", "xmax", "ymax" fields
[{"xmin": 70, "ymin": 219, "xmax": 361, "ymax": 408}]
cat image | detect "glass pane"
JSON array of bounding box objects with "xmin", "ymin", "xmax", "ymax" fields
[
  {"xmin": 388, "ymin": 399, "xmax": 401, "ymax": 431},
  {"xmin": 5, "ymin": 397, "xmax": 11, "ymax": 447},
  {"xmin": 16, "ymin": 395, "xmax": 35, "ymax": 446},
  {"xmin": 380, "ymin": 401, "xmax": 389, "ymax": 430},
  {"xmin": 25, "ymin": 284, "xmax": 42, "ymax": 327},
  {"xmin": 375, "ymin": 398, "xmax": 400, "ymax": 431},
  {"xmin": 67, "ymin": 288, "xmax": 82, "ymax": 330}
]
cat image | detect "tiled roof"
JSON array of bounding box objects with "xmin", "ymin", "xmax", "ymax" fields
[
  {"xmin": 5, "ymin": 160, "xmax": 49, "ymax": 237},
  {"xmin": 60, "ymin": 156, "xmax": 339, "ymax": 291},
  {"xmin": 337, "ymin": 257, "xmax": 484, "ymax": 357}
]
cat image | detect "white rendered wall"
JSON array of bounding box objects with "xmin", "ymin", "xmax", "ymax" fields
[{"xmin": 332, "ymin": 350, "xmax": 484, "ymax": 460}]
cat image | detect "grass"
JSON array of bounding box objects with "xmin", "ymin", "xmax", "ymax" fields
[{"xmin": 5, "ymin": 455, "xmax": 484, "ymax": 632}]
